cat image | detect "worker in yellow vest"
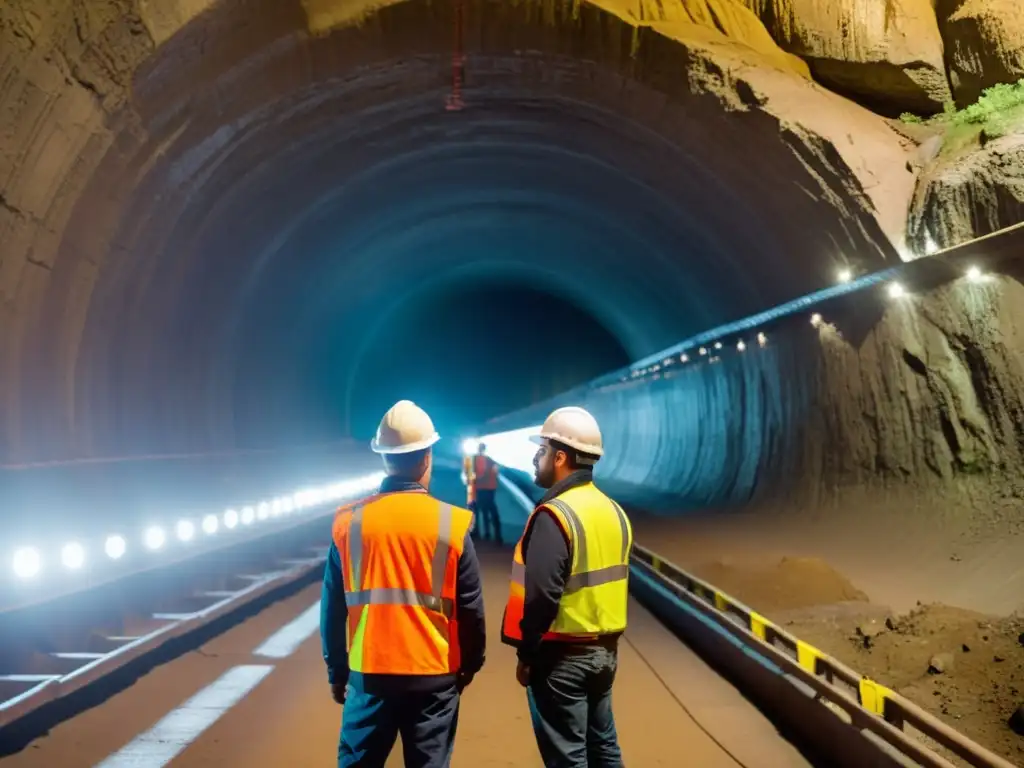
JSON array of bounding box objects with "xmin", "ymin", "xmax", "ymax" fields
[
  {"xmin": 500, "ymin": 406, "xmax": 632, "ymax": 767},
  {"xmin": 321, "ymin": 400, "xmax": 487, "ymax": 768}
]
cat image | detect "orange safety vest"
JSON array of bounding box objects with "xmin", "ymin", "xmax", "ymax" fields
[
  {"xmin": 332, "ymin": 491, "xmax": 473, "ymax": 675},
  {"xmin": 472, "ymin": 455, "xmax": 498, "ymax": 491}
]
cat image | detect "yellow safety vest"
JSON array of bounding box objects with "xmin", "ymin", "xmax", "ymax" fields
[{"xmin": 502, "ymin": 482, "xmax": 633, "ymax": 644}]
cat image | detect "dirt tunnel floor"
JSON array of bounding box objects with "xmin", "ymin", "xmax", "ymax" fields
[{"xmin": 632, "ymin": 510, "xmax": 1024, "ymax": 765}]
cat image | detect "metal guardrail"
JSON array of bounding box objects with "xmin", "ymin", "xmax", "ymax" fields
[
  {"xmin": 630, "ymin": 545, "xmax": 1016, "ymax": 768},
  {"xmin": 495, "ymin": 475, "xmax": 1013, "ymax": 767}
]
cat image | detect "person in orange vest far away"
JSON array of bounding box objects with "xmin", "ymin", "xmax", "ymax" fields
[
  {"xmin": 467, "ymin": 442, "xmax": 502, "ymax": 545},
  {"xmin": 501, "ymin": 406, "xmax": 632, "ymax": 768},
  {"xmin": 320, "ymin": 400, "xmax": 487, "ymax": 768}
]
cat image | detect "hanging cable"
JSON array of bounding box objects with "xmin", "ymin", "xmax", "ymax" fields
[{"xmin": 445, "ymin": 0, "xmax": 466, "ymax": 111}]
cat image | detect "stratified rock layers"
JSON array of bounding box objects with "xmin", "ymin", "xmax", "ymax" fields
[{"xmin": 742, "ymin": 0, "xmax": 951, "ymax": 114}]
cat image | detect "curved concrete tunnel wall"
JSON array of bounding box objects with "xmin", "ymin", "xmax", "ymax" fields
[
  {"xmin": 0, "ymin": 0, "xmax": 918, "ymax": 468},
  {"xmin": 482, "ymin": 270, "xmax": 1024, "ymax": 512}
]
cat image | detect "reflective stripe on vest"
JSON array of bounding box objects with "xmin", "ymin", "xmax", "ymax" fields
[
  {"xmin": 345, "ymin": 501, "xmax": 455, "ymax": 617},
  {"xmin": 501, "ymin": 483, "xmax": 632, "ymax": 645},
  {"xmin": 335, "ymin": 493, "xmax": 472, "ymax": 675}
]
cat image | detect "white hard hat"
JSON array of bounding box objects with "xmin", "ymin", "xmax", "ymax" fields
[
  {"xmin": 371, "ymin": 400, "xmax": 441, "ymax": 454},
  {"xmin": 530, "ymin": 406, "xmax": 603, "ymax": 459}
]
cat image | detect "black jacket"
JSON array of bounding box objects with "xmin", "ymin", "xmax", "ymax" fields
[{"xmin": 517, "ymin": 469, "xmax": 618, "ymax": 666}]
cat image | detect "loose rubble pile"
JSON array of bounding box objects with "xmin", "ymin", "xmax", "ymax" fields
[{"xmin": 709, "ymin": 562, "xmax": 1024, "ymax": 763}]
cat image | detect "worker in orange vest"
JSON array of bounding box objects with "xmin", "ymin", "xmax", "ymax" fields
[
  {"xmin": 320, "ymin": 400, "xmax": 487, "ymax": 768},
  {"xmin": 465, "ymin": 442, "xmax": 501, "ymax": 544}
]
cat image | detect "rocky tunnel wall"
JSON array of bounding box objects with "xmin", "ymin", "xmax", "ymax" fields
[{"xmin": 483, "ymin": 254, "xmax": 1024, "ymax": 512}]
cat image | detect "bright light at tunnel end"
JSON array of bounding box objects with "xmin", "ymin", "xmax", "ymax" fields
[{"xmin": 466, "ymin": 425, "xmax": 544, "ymax": 475}]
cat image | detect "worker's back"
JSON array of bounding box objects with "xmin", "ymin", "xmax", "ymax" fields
[{"xmin": 332, "ymin": 490, "xmax": 474, "ymax": 676}]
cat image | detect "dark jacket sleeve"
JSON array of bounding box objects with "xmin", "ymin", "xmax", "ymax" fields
[
  {"xmin": 320, "ymin": 542, "xmax": 350, "ymax": 685},
  {"xmin": 455, "ymin": 531, "xmax": 487, "ymax": 675},
  {"xmin": 518, "ymin": 509, "xmax": 570, "ymax": 665}
]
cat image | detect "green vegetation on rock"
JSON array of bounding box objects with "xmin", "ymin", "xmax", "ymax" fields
[{"xmin": 899, "ymin": 78, "xmax": 1024, "ymax": 155}]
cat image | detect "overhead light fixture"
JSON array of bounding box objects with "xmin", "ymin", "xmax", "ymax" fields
[
  {"xmin": 202, "ymin": 514, "xmax": 219, "ymax": 534},
  {"xmin": 105, "ymin": 535, "xmax": 127, "ymax": 560},
  {"xmin": 966, "ymin": 266, "xmax": 983, "ymax": 282},
  {"xmin": 224, "ymin": 509, "xmax": 239, "ymax": 529},
  {"xmin": 811, "ymin": 313, "xmax": 823, "ymax": 327},
  {"xmin": 757, "ymin": 332, "xmax": 767, "ymax": 347},
  {"xmin": 680, "ymin": 354, "xmax": 688, "ymax": 363},
  {"xmin": 176, "ymin": 520, "xmax": 195, "ymax": 542},
  {"xmin": 736, "ymin": 340, "xmax": 746, "ymax": 351},
  {"xmin": 698, "ymin": 347, "xmax": 707, "ymax": 356},
  {"xmin": 837, "ymin": 268, "xmax": 852, "ymax": 283},
  {"xmin": 144, "ymin": 526, "xmax": 166, "ymax": 551},
  {"xmin": 888, "ymin": 282, "xmax": 906, "ymax": 299},
  {"xmin": 61, "ymin": 542, "xmax": 85, "ymax": 570},
  {"xmin": 12, "ymin": 547, "xmax": 41, "ymax": 579}
]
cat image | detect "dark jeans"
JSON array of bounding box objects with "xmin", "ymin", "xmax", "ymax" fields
[
  {"xmin": 526, "ymin": 644, "xmax": 624, "ymax": 768},
  {"xmin": 339, "ymin": 680, "xmax": 460, "ymax": 768},
  {"xmin": 474, "ymin": 489, "xmax": 502, "ymax": 544}
]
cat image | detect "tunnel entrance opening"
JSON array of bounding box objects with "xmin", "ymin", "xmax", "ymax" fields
[{"xmin": 320, "ymin": 277, "xmax": 631, "ymax": 442}]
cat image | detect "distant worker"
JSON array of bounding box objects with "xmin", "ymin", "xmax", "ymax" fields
[
  {"xmin": 321, "ymin": 400, "xmax": 487, "ymax": 768},
  {"xmin": 500, "ymin": 406, "xmax": 632, "ymax": 768},
  {"xmin": 466, "ymin": 442, "xmax": 501, "ymax": 544}
]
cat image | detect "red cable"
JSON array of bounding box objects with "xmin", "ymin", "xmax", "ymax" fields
[{"xmin": 446, "ymin": 0, "xmax": 465, "ymax": 111}]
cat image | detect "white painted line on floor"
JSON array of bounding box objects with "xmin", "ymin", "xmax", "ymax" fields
[
  {"xmin": 253, "ymin": 601, "xmax": 321, "ymax": 659},
  {"xmin": 95, "ymin": 664, "xmax": 274, "ymax": 768},
  {"xmin": 0, "ymin": 674, "xmax": 59, "ymax": 683},
  {"xmin": 52, "ymin": 652, "xmax": 106, "ymax": 660}
]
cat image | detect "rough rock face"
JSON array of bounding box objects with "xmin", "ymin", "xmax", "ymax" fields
[
  {"xmin": 611, "ymin": 0, "xmax": 810, "ymax": 76},
  {"xmin": 937, "ymin": 0, "xmax": 1024, "ymax": 107},
  {"xmin": 742, "ymin": 0, "xmax": 952, "ymax": 115},
  {"xmin": 490, "ymin": 273, "xmax": 1024, "ymax": 508},
  {"xmin": 588, "ymin": 0, "xmax": 917, "ymax": 249},
  {"xmin": 908, "ymin": 134, "xmax": 1024, "ymax": 251}
]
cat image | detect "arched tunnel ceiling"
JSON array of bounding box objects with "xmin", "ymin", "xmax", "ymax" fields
[{"xmin": 0, "ymin": 0, "xmax": 918, "ymax": 462}]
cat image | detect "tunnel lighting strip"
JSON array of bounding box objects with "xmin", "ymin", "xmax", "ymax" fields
[
  {"xmin": 472, "ymin": 249, "xmax": 999, "ymax": 440},
  {"xmin": 6, "ymin": 471, "xmax": 385, "ymax": 583},
  {"xmin": 614, "ymin": 261, "xmax": 996, "ymax": 386}
]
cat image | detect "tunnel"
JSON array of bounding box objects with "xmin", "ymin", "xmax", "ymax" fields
[
  {"xmin": 1, "ymin": 0, "xmax": 925, "ymax": 464},
  {"xmin": 2, "ymin": 0, "xmax": 1024, "ymax": 765}
]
